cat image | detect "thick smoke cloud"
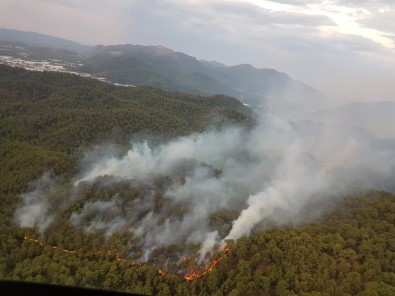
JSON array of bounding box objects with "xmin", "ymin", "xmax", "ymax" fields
[{"xmin": 14, "ymin": 93, "xmax": 395, "ymax": 264}]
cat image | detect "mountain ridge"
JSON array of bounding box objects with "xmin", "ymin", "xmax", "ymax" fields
[
  {"xmin": 0, "ymin": 28, "xmax": 90, "ymax": 52},
  {"xmin": 0, "ymin": 28, "xmax": 326, "ymax": 111}
]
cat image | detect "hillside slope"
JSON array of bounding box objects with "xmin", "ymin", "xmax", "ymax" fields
[
  {"xmin": 79, "ymin": 44, "xmax": 325, "ymax": 111},
  {"xmin": 1, "ymin": 191, "xmax": 393, "ymax": 295},
  {"xmin": 0, "ymin": 65, "xmax": 393, "ymax": 296},
  {"xmin": 0, "ymin": 29, "xmax": 326, "ymax": 112},
  {"xmin": 0, "ymin": 64, "xmax": 253, "ymax": 225}
]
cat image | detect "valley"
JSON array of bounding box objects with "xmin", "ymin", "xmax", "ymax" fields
[{"xmin": 0, "ymin": 28, "xmax": 394, "ymax": 295}]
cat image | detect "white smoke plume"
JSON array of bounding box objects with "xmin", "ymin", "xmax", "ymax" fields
[
  {"xmin": 70, "ymin": 197, "xmax": 128, "ymax": 238},
  {"xmin": 14, "ymin": 92, "xmax": 395, "ymax": 264},
  {"xmin": 14, "ymin": 173, "xmax": 58, "ymax": 235}
]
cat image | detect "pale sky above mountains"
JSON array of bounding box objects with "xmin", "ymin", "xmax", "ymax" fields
[{"xmin": 1, "ymin": 0, "xmax": 394, "ymax": 103}]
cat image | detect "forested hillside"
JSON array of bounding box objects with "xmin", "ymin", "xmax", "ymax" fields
[
  {"xmin": 0, "ymin": 64, "xmax": 252, "ymax": 226},
  {"xmin": 75, "ymin": 44, "xmax": 326, "ymax": 112},
  {"xmin": 0, "ymin": 29, "xmax": 327, "ymax": 112},
  {"xmin": 0, "ymin": 64, "xmax": 394, "ymax": 295},
  {"xmin": 1, "ymin": 192, "xmax": 394, "ymax": 295}
]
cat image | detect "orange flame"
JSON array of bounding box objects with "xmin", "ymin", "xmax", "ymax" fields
[
  {"xmin": 184, "ymin": 248, "xmax": 230, "ymax": 281},
  {"xmin": 24, "ymin": 234, "xmax": 230, "ymax": 281},
  {"xmin": 23, "ymin": 234, "xmax": 143, "ymax": 268},
  {"xmin": 24, "ymin": 234, "xmax": 44, "ymax": 246}
]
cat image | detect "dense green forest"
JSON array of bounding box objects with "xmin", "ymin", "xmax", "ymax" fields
[
  {"xmin": 0, "ymin": 64, "xmax": 394, "ymax": 295},
  {"xmin": 0, "ymin": 64, "xmax": 252, "ymax": 226},
  {"xmin": 1, "ymin": 192, "xmax": 394, "ymax": 295}
]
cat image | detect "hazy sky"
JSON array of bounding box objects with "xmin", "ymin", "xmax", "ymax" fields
[{"xmin": 1, "ymin": 0, "xmax": 395, "ymax": 103}]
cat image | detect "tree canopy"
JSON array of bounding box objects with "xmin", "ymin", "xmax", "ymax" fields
[{"xmin": 0, "ymin": 65, "xmax": 393, "ymax": 295}]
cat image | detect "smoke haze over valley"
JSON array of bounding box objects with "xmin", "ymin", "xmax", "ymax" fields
[
  {"xmin": 14, "ymin": 84, "xmax": 395, "ymax": 265},
  {"xmin": 1, "ymin": 1, "xmax": 395, "ymax": 294}
]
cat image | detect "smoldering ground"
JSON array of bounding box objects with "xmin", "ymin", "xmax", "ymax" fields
[{"xmin": 14, "ymin": 95, "xmax": 395, "ymax": 265}]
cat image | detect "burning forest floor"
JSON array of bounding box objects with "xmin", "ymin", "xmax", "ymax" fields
[
  {"xmin": 13, "ymin": 173, "xmax": 243, "ymax": 276},
  {"xmin": 2, "ymin": 63, "xmax": 395, "ymax": 295},
  {"xmin": 22, "ymin": 233, "xmax": 231, "ymax": 282},
  {"xmin": 2, "ymin": 191, "xmax": 394, "ymax": 295}
]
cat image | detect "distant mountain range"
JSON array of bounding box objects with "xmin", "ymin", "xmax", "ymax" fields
[
  {"xmin": 0, "ymin": 28, "xmax": 326, "ymax": 112},
  {"xmin": 0, "ymin": 28, "xmax": 89, "ymax": 52}
]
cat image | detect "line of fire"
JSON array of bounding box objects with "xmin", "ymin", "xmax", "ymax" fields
[{"xmin": 23, "ymin": 234, "xmax": 230, "ymax": 281}]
